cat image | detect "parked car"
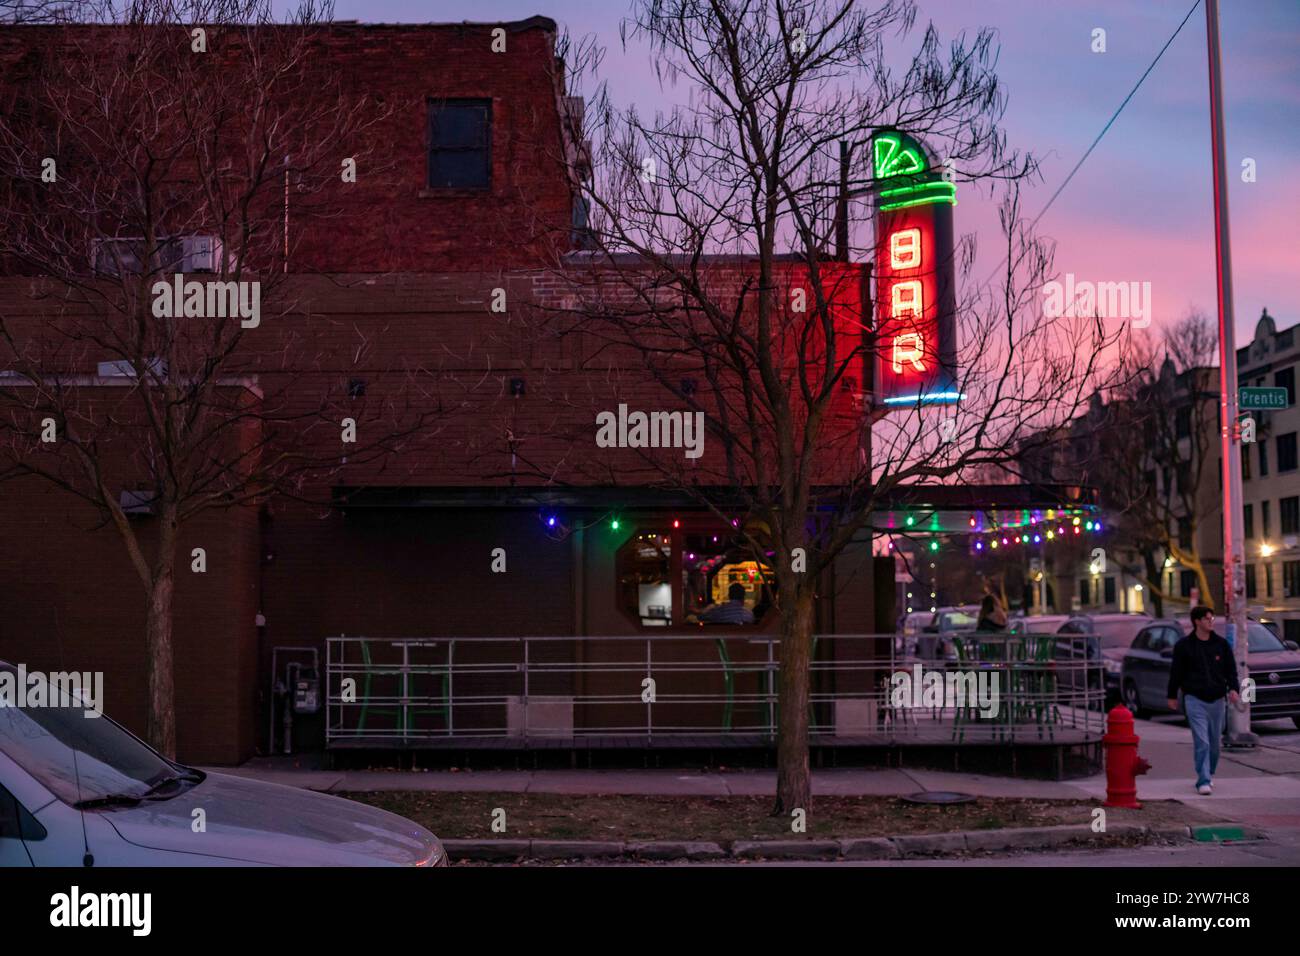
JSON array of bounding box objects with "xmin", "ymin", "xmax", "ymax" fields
[
  {"xmin": 1054, "ymin": 613, "xmax": 1155, "ymax": 706},
  {"xmin": 0, "ymin": 661, "xmax": 447, "ymax": 867},
  {"xmin": 1008, "ymin": 613, "xmax": 1070, "ymax": 636},
  {"xmin": 918, "ymin": 605, "xmax": 980, "ymax": 661},
  {"xmin": 896, "ymin": 610, "xmax": 936, "ymax": 655},
  {"xmin": 1121, "ymin": 621, "xmax": 1300, "ymax": 726}
]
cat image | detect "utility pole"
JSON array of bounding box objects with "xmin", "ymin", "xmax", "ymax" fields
[{"xmin": 1205, "ymin": 0, "xmax": 1254, "ymax": 746}]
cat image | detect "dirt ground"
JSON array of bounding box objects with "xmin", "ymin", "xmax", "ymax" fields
[{"xmin": 339, "ymin": 790, "xmax": 1226, "ymax": 841}]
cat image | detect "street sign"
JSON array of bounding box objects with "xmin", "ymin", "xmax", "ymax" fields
[{"xmin": 1239, "ymin": 387, "xmax": 1290, "ymax": 410}]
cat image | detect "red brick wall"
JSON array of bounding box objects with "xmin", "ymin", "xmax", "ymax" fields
[
  {"xmin": 0, "ymin": 477, "xmax": 259, "ymax": 764},
  {"xmin": 0, "ymin": 19, "xmax": 576, "ymax": 275}
]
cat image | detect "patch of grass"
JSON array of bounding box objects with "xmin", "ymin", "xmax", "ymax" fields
[{"xmin": 337, "ymin": 791, "xmax": 1222, "ymax": 842}]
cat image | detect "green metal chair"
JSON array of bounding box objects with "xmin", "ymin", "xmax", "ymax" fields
[
  {"xmin": 719, "ymin": 637, "xmax": 819, "ymax": 735},
  {"xmin": 1025, "ymin": 635, "xmax": 1060, "ymax": 740},
  {"xmin": 714, "ymin": 638, "xmax": 773, "ymax": 732},
  {"xmin": 356, "ymin": 639, "xmax": 450, "ymax": 736},
  {"xmin": 950, "ymin": 636, "xmax": 999, "ymax": 743}
]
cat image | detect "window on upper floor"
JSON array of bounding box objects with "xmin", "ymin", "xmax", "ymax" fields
[
  {"xmin": 1244, "ymin": 503, "xmax": 1254, "ymax": 538},
  {"xmin": 1278, "ymin": 432, "xmax": 1297, "ymax": 473},
  {"xmin": 1281, "ymin": 496, "xmax": 1299, "ymax": 536},
  {"xmin": 1285, "ymin": 560, "xmax": 1300, "ymax": 599},
  {"xmin": 1276, "ymin": 366, "xmax": 1296, "ymax": 405},
  {"xmin": 427, "ymin": 99, "xmax": 491, "ymax": 190}
]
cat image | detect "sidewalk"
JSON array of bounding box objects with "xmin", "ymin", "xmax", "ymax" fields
[{"xmin": 207, "ymin": 719, "xmax": 1300, "ymax": 830}]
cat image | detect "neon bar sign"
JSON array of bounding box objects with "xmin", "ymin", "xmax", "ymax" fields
[{"xmin": 871, "ymin": 131, "xmax": 961, "ymax": 406}]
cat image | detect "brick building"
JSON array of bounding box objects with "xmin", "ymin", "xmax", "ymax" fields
[{"xmin": 0, "ymin": 17, "xmax": 883, "ymax": 763}]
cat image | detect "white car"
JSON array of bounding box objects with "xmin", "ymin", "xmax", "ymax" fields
[{"xmin": 0, "ymin": 662, "xmax": 446, "ymax": 866}]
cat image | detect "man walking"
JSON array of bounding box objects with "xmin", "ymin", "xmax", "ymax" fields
[{"xmin": 1167, "ymin": 606, "xmax": 1240, "ymax": 795}]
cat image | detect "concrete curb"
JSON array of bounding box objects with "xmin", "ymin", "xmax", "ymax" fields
[{"xmin": 441, "ymin": 822, "xmax": 1213, "ymax": 862}]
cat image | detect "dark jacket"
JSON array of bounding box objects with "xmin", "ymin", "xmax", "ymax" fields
[{"xmin": 1167, "ymin": 631, "xmax": 1240, "ymax": 703}]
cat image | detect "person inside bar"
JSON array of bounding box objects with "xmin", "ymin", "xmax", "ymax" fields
[{"xmin": 700, "ymin": 582, "xmax": 756, "ymax": 625}]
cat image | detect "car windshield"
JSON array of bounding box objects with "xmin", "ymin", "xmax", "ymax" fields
[
  {"xmin": 1241, "ymin": 623, "xmax": 1285, "ymax": 653},
  {"xmin": 1090, "ymin": 620, "xmax": 1148, "ymax": 648},
  {"xmin": 940, "ymin": 611, "xmax": 978, "ymax": 631},
  {"xmin": 0, "ymin": 666, "xmax": 177, "ymax": 805}
]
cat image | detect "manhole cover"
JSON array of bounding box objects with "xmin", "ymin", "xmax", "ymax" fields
[{"xmin": 900, "ymin": 791, "xmax": 977, "ymax": 805}]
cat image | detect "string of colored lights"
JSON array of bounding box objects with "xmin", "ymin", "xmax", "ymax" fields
[{"xmin": 881, "ymin": 508, "xmax": 1104, "ymax": 554}]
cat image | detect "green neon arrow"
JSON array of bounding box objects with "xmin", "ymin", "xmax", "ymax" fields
[{"xmin": 873, "ymin": 133, "xmax": 926, "ymax": 179}]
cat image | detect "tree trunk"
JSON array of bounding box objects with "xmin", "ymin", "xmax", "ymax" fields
[
  {"xmin": 145, "ymin": 566, "xmax": 177, "ymax": 759},
  {"xmin": 1194, "ymin": 563, "xmax": 1215, "ymax": 611},
  {"xmin": 1142, "ymin": 551, "xmax": 1163, "ymax": 617},
  {"xmin": 773, "ymin": 589, "xmax": 815, "ymax": 816}
]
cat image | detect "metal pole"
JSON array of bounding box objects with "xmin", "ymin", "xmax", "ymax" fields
[
  {"xmin": 836, "ymin": 140, "xmax": 850, "ymax": 261},
  {"xmin": 1205, "ymin": 0, "xmax": 1254, "ymax": 745}
]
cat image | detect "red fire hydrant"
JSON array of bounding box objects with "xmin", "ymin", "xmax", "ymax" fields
[{"xmin": 1103, "ymin": 704, "xmax": 1151, "ymax": 809}]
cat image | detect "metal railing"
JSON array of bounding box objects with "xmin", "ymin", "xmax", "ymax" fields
[{"xmin": 324, "ymin": 632, "xmax": 1106, "ymax": 747}]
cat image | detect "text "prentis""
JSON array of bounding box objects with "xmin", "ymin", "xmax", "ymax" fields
[{"xmin": 151, "ymin": 274, "xmax": 260, "ymax": 328}]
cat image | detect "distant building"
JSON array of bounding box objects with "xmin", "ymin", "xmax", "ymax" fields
[
  {"xmin": 1236, "ymin": 310, "xmax": 1300, "ymax": 642},
  {"xmin": 1022, "ymin": 309, "xmax": 1299, "ymax": 644}
]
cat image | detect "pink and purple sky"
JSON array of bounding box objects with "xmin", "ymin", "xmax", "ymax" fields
[{"xmin": 318, "ymin": 0, "xmax": 1300, "ymax": 343}]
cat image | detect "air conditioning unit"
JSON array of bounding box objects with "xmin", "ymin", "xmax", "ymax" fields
[
  {"xmin": 91, "ymin": 238, "xmax": 147, "ymax": 277},
  {"xmin": 119, "ymin": 489, "xmax": 157, "ymax": 516},
  {"xmin": 97, "ymin": 358, "xmax": 167, "ymax": 379},
  {"xmin": 175, "ymin": 235, "xmax": 224, "ymax": 273},
  {"xmin": 91, "ymin": 235, "xmax": 224, "ymax": 276}
]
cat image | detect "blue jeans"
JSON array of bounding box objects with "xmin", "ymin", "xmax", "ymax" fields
[{"xmin": 1184, "ymin": 694, "xmax": 1225, "ymax": 788}]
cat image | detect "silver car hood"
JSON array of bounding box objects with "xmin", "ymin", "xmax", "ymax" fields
[{"xmin": 103, "ymin": 771, "xmax": 442, "ymax": 866}]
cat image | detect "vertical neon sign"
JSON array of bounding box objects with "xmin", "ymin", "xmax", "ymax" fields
[{"xmin": 871, "ymin": 131, "xmax": 960, "ymax": 405}]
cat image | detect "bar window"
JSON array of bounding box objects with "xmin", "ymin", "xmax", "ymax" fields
[
  {"xmin": 427, "ymin": 99, "xmax": 491, "ymax": 189},
  {"xmin": 618, "ymin": 530, "xmax": 674, "ymax": 626},
  {"xmin": 616, "ymin": 527, "xmax": 774, "ymax": 628},
  {"xmin": 682, "ymin": 533, "xmax": 773, "ymax": 626}
]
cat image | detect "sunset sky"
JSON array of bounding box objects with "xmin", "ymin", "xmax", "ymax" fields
[{"xmin": 318, "ymin": 0, "xmax": 1300, "ymax": 345}]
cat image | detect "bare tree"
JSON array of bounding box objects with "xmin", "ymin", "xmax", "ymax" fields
[
  {"xmin": 0, "ymin": 0, "xmax": 448, "ymax": 756},
  {"xmin": 1095, "ymin": 311, "xmax": 1221, "ymax": 612},
  {"xmin": 512, "ymin": 0, "xmax": 1124, "ymax": 812}
]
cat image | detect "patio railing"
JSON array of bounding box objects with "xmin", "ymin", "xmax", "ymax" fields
[{"xmin": 324, "ymin": 632, "xmax": 1107, "ymax": 747}]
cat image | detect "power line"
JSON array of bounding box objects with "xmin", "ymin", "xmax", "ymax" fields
[
  {"xmin": 986, "ymin": 0, "xmax": 1202, "ymax": 285},
  {"xmin": 1028, "ymin": 0, "xmax": 1203, "ymax": 234}
]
